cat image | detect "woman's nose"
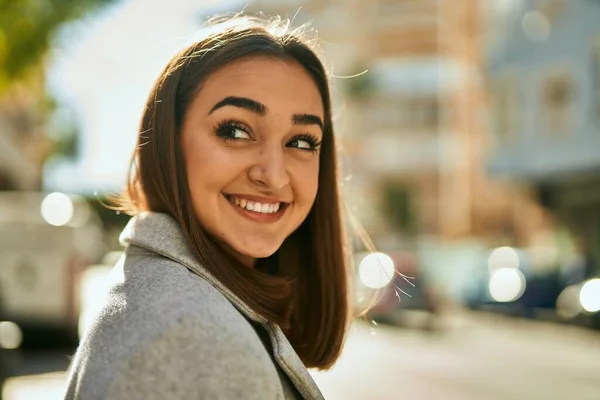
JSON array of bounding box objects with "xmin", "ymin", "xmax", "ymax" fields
[{"xmin": 248, "ymin": 146, "xmax": 290, "ymax": 191}]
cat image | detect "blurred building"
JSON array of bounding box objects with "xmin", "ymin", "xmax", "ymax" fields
[
  {"xmin": 487, "ymin": 0, "xmax": 600, "ymax": 274},
  {"xmin": 0, "ymin": 74, "xmax": 50, "ymax": 191},
  {"xmin": 245, "ymin": 0, "xmax": 515, "ymax": 246}
]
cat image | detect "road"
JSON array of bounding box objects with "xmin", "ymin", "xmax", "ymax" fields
[
  {"xmin": 311, "ymin": 311, "xmax": 600, "ymax": 400},
  {"xmin": 2, "ymin": 311, "xmax": 600, "ymax": 400}
]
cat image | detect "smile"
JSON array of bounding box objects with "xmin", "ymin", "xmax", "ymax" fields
[{"xmin": 223, "ymin": 193, "xmax": 289, "ymax": 223}]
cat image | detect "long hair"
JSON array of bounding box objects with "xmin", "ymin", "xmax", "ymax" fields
[{"xmin": 116, "ymin": 15, "xmax": 351, "ymax": 370}]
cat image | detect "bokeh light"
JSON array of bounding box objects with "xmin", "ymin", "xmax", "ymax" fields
[
  {"xmin": 358, "ymin": 252, "xmax": 395, "ymax": 289},
  {"xmin": 40, "ymin": 192, "xmax": 74, "ymax": 226},
  {"xmin": 579, "ymin": 279, "xmax": 600, "ymax": 313},
  {"xmin": 489, "ymin": 268, "xmax": 526, "ymax": 302},
  {"xmin": 0, "ymin": 321, "xmax": 23, "ymax": 350}
]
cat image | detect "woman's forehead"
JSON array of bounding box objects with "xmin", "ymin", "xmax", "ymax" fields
[{"xmin": 193, "ymin": 57, "xmax": 324, "ymax": 118}]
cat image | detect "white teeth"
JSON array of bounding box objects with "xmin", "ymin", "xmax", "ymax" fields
[{"xmin": 228, "ymin": 195, "xmax": 282, "ymax": 214}]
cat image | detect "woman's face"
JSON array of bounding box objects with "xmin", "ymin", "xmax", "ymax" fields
[{"xmin": 180, "ymin": 57, "xmax": 324, "ymax": 267}]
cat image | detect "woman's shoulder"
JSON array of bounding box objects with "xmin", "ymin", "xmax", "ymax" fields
[
  {"xmin": 121, "ymin": 246, "xmax": 234, "ymax": 309},
  {"xmin": 65, "ymin": 247, "xmax": 279, "ymax": 399},
  {"xmin": 78, "ymin": 246, "xmax": 260, "ymax": 365},
  {"xmin": 99, "ymin": 245, "xmax": 247, "ymax": 336}
]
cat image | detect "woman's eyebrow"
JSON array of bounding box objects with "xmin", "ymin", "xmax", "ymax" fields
[
  {"xmin": 293, "ymin": 114, "xmax": 323, "ymax": 130},
  {"xmin": 209, "ymin": 96, "xmax": 266, "ymax": 116},
  {"xmin": 209, "ymin": 96, "xmax": 324, "ymax": 130}
]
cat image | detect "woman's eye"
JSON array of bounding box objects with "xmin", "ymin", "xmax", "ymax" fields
[
  {"xmin": 292, "ymin": 139, "xmax": 312, "ymax": 149},
  {"xmin": 215, "ymin": 122, "xmax": 252, "ymax": 141},
  {"xmin": 228, "ymin": 127, "xmax": 251, "ymax": 140},
  {"xmin": 287, "ymin": 135, "xmax": 321, "ymax": 152}
]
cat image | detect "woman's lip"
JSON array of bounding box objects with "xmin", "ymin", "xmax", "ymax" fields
[
  {"xmin": 223, "ymin": 194, "xmax": 288, "ymax": 224},
  {"xmin": 224, "ymin": 193, "xmax": 289, "ymax": 204}
]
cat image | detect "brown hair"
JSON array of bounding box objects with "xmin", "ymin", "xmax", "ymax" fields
[{"xmin": 117, "ymin": 15, "xmax": 351, "ymax": 369}]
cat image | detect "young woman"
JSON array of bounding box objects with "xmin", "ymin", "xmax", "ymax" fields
[{"xmin": 65, "ymin": 15, "xmax": 352, "ymax": 400}]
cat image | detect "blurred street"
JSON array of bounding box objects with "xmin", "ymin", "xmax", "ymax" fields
[
  {"xmin": 314, "ymin": 311, "xmax": 600, "ymax": 400},
  {"xmin": 3, "ymin": 310, "xmax": 599, "ymax": 400}
]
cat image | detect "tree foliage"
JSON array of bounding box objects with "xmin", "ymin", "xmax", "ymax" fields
[{"xmin": 0, "ymin": 0, "xmax": 118, "ymax": 93}]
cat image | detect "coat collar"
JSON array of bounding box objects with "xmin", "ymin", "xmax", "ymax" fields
[{"xmin": 119, "ymin": 212, "xmax": 324, "ymax": 400}]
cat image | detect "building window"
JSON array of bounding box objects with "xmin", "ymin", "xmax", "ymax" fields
[
  {"xmin": 491, "ymin": 76, "xmax": 519, "ymax": 141},
  {"xmin": 377, "ymin": 0, "xmax": 419, "ymax": 17},
  {"xmin": 540, "ymin": 71, "xmax": 574, "ymax": 136},
  {"xmin": 411, "ymin": 96, "xmax": 440, "ymax": 130},
  {"xmin": 370, "ymin": 95, "xmax": 440, "ymax": 131},
  {"xmin": 372, "ymin": 0, "xmax": 438, "ymax": 33},
  {"xmin": 592, "ymin": 39, "xmax": 600, "ymax": 120}
]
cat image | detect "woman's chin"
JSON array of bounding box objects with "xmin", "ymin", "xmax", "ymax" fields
[
  {"xmin": 230, "ymin": 235, "xmax": 284, "ymax": 260},
  {"xmin": 240, "ymin": 246, "xmax": 278, "ymax": 260}
]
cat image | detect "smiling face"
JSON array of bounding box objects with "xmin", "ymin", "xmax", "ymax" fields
[{"xmin": 180, "ymin": 57, "xmax": 324, "ymax": 267}]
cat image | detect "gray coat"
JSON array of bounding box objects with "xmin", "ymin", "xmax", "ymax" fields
[{"xmin": 65, "ymin": 212, "xmax": 325, "ymax": 400}]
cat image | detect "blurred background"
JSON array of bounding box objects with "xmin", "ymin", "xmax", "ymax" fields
[{"xmin": 1, "ymin": 0, "xmax": 599, "ymax": 399}]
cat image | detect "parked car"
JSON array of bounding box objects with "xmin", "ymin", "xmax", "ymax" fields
[
  {"xmin": 0, "ymin": 192, "xmax": 104, "ymax": 345},
  {"xmin": 465, "ymin": 246, "xmax": 563, "ymax": 319}
]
